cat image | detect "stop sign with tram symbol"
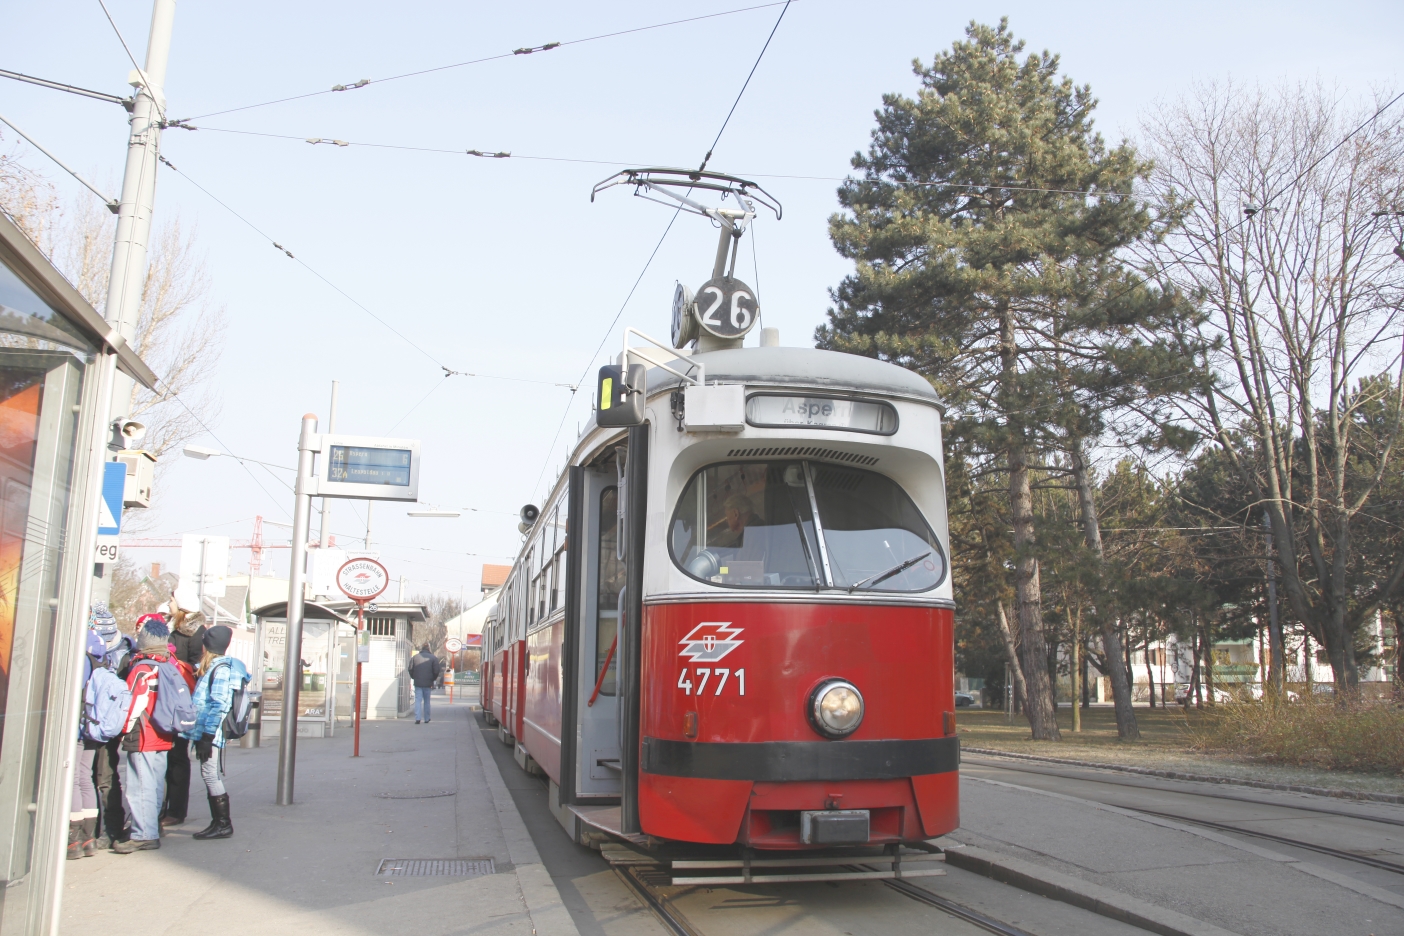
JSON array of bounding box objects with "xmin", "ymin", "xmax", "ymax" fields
[
  {"xmin": 444, "ymin": 637, "xmax": 463, "ymax": 654},
  {"xmin": 336, "ymin": 557, "xmax": 389, "ymax": 602}
]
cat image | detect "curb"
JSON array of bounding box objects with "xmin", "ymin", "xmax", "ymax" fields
[
  {"xmin": 470, "ymin": 711, "xmax": 580, "ymax": 936},
  {"xmin": 943, "ymin": 843, "xmax": 1244, "ymax": 936},
  {"xmin": 962, "ymin": 747, "xmax": 1404, "ymax": 805}
]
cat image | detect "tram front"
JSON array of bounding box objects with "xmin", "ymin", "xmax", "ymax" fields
[{"xmin": 620, "ymin": 343, "xmax": 958, "ymax": 849}]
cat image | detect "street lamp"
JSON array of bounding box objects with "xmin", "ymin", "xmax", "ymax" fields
[
  {"xmin": 406, "ymin": 508, "xmax": 460, "ymax": 518},
  {"xmin": 183, "ymin": 444, "xmax": 220, "ymax": 459}
]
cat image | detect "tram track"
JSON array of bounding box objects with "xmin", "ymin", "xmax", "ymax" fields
[
  {"xmin": 1128, "ymin": 807, "xmax": 1404, "ymax": 875},
  {"xmin": 613, "ymin": 857, "xmax": 1041, "ymax": 936},
  {"xmin": 963, "ymin": 753, "xmax": 1404, "ymax": 877},
  {"xmin": 962, "ymin": 753, "xmax": 1404, "ymax": 826}
]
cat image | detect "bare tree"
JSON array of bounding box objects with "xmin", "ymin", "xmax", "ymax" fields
[
  {"xmin": 0, "ymin": 144, "xmax": 226, "ymax": 525},
  {"xmin": 1144, "ymin": 81, "xmax": 1404, "ymax": 692}
]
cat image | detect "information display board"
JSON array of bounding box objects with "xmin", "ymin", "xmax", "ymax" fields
[{"xmin": 314, "ymin": 434, "xmax": 420, "ymax": 501}]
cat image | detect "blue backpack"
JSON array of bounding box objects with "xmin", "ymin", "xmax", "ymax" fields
[
  {"xmin": 150, "ymin": 661, "xmax": 198, "ymax": 735},
  {"xmin": 82, "ymin": 667, "xmax": 132, "ymax": 743}
]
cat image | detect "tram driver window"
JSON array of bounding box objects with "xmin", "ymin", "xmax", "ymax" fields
[{"xmin": 670, "ymin": 461, "xmax": 946, "ymax": 592}]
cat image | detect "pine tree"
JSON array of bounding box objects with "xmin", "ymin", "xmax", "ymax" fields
[{"xmin": 818, "ymin": 20, "xmax": 1166, "ymax": 740}]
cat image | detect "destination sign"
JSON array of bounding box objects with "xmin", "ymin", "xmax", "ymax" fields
[
  {"xmin": 329, "ymin": 445, "xmax": 412, "ymax": 486},
  {"xmin": 315, "ymin": 434, "xmax": 420, "ymax": 502},
  {"xmin": 745, "ymin": 394, "xmax": 898, "ymax": 435}
]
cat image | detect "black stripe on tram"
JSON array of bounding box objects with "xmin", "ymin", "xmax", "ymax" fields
[{"xmin": 641, "ymin": 736, "xmax": 960, "ymax": 782}]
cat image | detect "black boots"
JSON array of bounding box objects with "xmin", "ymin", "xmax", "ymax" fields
[
  {"xmin": 193, "ymin": 794, "xmax": 232, "ymax": 840},
  {"xmin": 81, "ymin": 817, "xmax": 97, "ymax": 857}
]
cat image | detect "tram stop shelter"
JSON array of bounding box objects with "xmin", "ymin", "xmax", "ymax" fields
[
  {"xmin": 252, "ymin": 599, "xmax": 425, "ymax": 735},
  {"xmin": 0, "ymin": 211, "xmax": 157, "ymax": 934}
]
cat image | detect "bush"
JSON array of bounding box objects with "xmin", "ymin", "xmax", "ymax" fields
[{"xmin": 1192, "ymin": 695, "xmax": 1404, "ymax": 775}]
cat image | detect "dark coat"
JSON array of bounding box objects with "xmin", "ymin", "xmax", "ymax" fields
[
  {"xmin": 171, "ymin": 625, "xmax": 207, "ymax": 668},
  {"xmin": 408, "ymin": 651, "xmax": 442, "ymax": 689}
]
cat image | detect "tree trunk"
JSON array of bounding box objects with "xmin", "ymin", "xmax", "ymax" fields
[
  {"xmin": 1188, "ymin": 625, "xmax": 1202, "ymax": 710},
  {"xmin": 1070, "ymin": 439, "xmax": 1139, "ymax": 740},
  {"xmin": 1202, "ymin": 617, "xmax": 1216, "ymax": 706},
  {"xmin": 1002, "ymin": 307, "xmax": 1060, "ymax": 741},
  {"xmin": 1145, "ymin": 640, "xmax": 1157, "ymax": 709},
  {"xmin": 995, "ymin": 601, "xmax": 1028, "ymax": 715}
]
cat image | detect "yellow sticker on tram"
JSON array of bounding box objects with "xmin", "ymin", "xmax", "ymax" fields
[{"xmin": 600, "ymin": 377, "xmax": 613, "ymax": 409}]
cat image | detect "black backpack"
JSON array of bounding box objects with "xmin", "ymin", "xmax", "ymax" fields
[{"xmin": 214, "ymin": 660, "xmax": 254, "ymax": 740}]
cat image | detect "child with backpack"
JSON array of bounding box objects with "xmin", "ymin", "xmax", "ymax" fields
[
  {"xmin": 70, "ymin": 622, "xmax": 122, "ymax": 859},
  {"xmin": 182, "ymin": 625, "xmax": 249, "ymax": 840},
  {"xmin": 88, "ymin": 608, "xmax": 135, "ymax": 848},
  {"xmin": 113, "ymin": 616, "xmax": 197, "ymax": 854}
]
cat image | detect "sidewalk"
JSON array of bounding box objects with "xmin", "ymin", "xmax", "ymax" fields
[{"xmin": 59, "ymin": 691, "xmax": 577, "ymax": 936}]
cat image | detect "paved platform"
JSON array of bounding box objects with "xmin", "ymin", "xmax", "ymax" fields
[{"xmin": 59, "ymin": 692, "xmax": 577, "ymax": 936}]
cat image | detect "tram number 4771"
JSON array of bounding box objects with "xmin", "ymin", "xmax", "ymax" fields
[{"xmin": 678, "ymin": 667, "xmax": 746, "ymax": 696}]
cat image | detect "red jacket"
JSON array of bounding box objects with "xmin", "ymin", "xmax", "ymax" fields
[{"xmin": 124, "ymin": 651, "xmax": 177, "ymax": 752}]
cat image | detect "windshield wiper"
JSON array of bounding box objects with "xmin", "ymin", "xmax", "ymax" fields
[{"xmin": 849, "ymin": 551, "xmax": 931, "ymax": 593}]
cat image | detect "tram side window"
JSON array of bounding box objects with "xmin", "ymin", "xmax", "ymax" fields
[
  {"xmin": 595, "ymin": 486, "xmax": 626, "ymax": 695},
  {"xmin": 669, "ymin": 461, "xmax": 945, "ymax": 592}
]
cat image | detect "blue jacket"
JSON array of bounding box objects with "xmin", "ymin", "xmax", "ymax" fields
[{"xmin": 182, "ymin": 656, "xmax": 249, "ymax": 748}]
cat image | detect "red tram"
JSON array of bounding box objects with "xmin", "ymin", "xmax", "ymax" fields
[{"xmin": 482, "ymin": 170, "xmax": 957, "ymax": 854}]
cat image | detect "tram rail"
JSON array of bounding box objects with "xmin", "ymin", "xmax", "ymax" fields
[
  {"xmin": 964, "ymin": 753, "xmax": 1404, "ymax": 876},
  {"xmin": 612, "ymin": 854, "xmax": 1041, "ymax": 936}
]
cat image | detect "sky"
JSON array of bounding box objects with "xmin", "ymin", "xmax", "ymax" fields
[{"xmin": 2, "ymin": 0, "xmax": 1401, "ymax": 600}]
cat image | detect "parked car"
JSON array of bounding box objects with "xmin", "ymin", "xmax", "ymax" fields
[
  {"xmin": 1174, "ymin": 683, "xmax": 1234, "ymax": 705},
  {"xmin": 954, "ymin": 691, "xmax": 977, "ymax": 708},
  {"xmin": 1246, "ymin": 684, "xmax": 1301, "ymax": 701}
]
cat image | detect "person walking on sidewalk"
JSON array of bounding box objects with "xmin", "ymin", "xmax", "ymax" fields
[
  {"xmin": 408, "ymin": 645, "xmax": 442, "ymax": 724},
  {"xmin": 183, "ymin": 625, "xmax": 248, "ymax": 841},
  {"xmin": 113, "ymin": 616, "xmax": 178, "ymax": 854},
  {"xmin": 162, "ymin": 594, "xmax": 206, "ymax": 829}
]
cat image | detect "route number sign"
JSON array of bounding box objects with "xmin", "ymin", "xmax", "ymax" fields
[
  {"xmin": 336, "ymin": 557, "xmax": 389, "ymax": 602},
  {"xmin": 693, "ymin": 276, "xmax": 758, "ymax": 339},
  {"xmin": 445, "ymin": 637, "xmax": 463, "ymax": 654}
]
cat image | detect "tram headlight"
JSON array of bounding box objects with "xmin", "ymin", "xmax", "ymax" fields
[{"xmin": 808, "ymin": 679, "xmax": 864, "ymax": 739}]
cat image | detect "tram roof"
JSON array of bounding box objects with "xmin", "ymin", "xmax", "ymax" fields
[{"xmin": 648, "ymin": 346, "xmax": 941, "ymax": 406}]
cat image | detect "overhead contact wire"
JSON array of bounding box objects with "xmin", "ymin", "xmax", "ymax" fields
[{"xmin": 176, "ymin": 2, "xmax": 795, "ymax": 123}]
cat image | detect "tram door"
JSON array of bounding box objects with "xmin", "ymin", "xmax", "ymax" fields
[{"xmin": 571, "ymin": 463, "xmax": 625, "ymax": 799}]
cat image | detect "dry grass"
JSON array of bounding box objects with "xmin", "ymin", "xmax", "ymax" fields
[
  {"xmin": 956, "ymin": 704, "xmax": 1404, "ymax": 795},
  {"xmin": 1191, "ymin": 696, "xmax": 1404, "ymax": 776}
]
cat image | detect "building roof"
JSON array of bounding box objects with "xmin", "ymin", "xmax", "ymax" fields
[
  {"xmin": 481, "ymin": 563, "xmax": 511, "ymax": 589},
  {"xmin": 444, "ymin": 591, "xmax": 499, "ymax": 640}
]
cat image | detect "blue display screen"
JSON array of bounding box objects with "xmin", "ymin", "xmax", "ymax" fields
[{"xmin": 328, "ymin": 446, "xmax": 411, "ymax": 486}]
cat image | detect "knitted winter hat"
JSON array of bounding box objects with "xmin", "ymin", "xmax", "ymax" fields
[
  {"xmin": 89, "ymin": 603, "xmax": 120, "ymax": 648},
  {"xmin": 136, "ymin": 614, "xmax": 170, "ymax": 651},
  {"xmin": 203, "ymin": 625, "xmax": 233, "ymax": 654}
]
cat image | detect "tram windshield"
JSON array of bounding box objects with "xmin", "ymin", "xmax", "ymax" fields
[{"xmin": 669, "ymin": 461, "xmax": 946, "ymax": 592}]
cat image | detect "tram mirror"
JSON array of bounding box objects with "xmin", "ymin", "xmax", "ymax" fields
[{"xmin": 596, "ymin": 363, "xmax": 646, "ymax": 427}]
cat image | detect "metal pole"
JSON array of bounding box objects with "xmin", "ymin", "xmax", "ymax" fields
[
  {"xmin": 319, "ymin": 380, "xmax": 338, "ymax": 548},
  {"xmin": 197, "ymin": 536, "xmax": 207, "ymax": 625},
  {"xmin": 354, "ymin": 600, "xmax": 364, "ymax": 757},
  {"xmin": 276, "ymin": 413, "xmax": 317, "ymax": 805},
  {"xmin": 103, "ymin": 0, "xmax": 177, "ymax": 430},
  {"xmin": 365, "ymin": 501, "xmax": 373, "ymax": 550}
]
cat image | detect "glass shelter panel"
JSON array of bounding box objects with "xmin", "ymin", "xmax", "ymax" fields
[{"xmin": 0, "ymin": 261, "xmax": 93, "ymax": 927}]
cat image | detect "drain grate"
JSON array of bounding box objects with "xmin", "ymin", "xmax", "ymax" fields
[
  {"xmin": 376, "ymin": 789, "xmax": 456, "ymax": 799},
  {"xmin": 376, "ymin": 858, "xmax": 495, "ymax": 878}
]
